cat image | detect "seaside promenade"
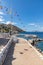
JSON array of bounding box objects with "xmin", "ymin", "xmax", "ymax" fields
[{"xmin": 3, "ymin": 38, "xmax": 43, "ymax": 65}]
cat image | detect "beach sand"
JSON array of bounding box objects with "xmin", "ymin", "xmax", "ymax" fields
[{"xmin": 3, "ymin": 38, "xmax": 43, "ymax": 65}]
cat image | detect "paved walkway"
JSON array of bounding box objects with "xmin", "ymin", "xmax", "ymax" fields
[{"xmin": 3, "ymin": 38, "xmax": 43, "ymax": 65}]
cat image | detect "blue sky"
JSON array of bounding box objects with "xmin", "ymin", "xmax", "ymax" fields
[{"xmin": 0, "ymin": 0, "xmax": 43, "ymax": 31}]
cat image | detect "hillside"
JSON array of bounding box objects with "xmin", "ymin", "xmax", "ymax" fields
[{"xmin": 0, "ymin": 24, "xmax": 24, "ymax": 33}]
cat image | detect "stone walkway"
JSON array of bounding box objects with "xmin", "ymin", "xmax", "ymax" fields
[{"xmin": 3, "ymin": 38, "xmax": 43, "ymax": 65}]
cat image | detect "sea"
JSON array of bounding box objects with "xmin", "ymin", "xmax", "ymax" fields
[{"xmin": 19, "ymin": 32, "xmax": 43, "ymax": 51}]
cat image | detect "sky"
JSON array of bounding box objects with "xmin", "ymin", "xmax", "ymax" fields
[{"xmin": 0, "ymin": 0, "xmax": 43, "ymax": 31}]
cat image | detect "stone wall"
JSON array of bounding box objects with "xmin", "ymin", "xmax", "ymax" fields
[{"xmin": 0, "ymin": 36, "xmax": 18, "ymax": 65}]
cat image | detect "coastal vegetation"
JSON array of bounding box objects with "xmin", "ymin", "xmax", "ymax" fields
[{"xmin": 0, "ymin": 24, "xmax": 24, "ymax": 33}]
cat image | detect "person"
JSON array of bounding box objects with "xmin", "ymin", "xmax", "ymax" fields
[{"xmin": 31, "ymin": 40, "xmax": 35, "ymax": 46}]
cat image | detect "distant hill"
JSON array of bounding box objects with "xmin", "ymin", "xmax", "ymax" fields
[{"xmin": 0, "ymin": 24, "xmax": 24, "ymax": 33}]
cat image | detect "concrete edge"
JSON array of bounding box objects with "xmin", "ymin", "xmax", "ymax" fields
[{"xmin": 24, "ymin": 39, "xmax": 43, "ymax": 60}]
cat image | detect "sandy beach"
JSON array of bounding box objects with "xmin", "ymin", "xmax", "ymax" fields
[{"xmin": 3, "ymin": 38, "xmax": 43, "ymax": 65}]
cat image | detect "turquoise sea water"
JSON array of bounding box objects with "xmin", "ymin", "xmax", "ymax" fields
[{"xmin": 19, "ymin": 32, "xmax": 43, "ymax": 51}]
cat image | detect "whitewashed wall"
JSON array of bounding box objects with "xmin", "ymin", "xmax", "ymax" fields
[{"xmin": 0, "ymin": 36, "xmax": 18, "ymax": 65}]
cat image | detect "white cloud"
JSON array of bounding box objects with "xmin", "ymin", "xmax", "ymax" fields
[
  {"xmin": 28, "ymin": 23, "xmax": 38, "ymax": 27},
  {"xmin": 0, "ymin": 16, "xmax": 3, "ymax": 18},
  {"xmin": 28, "ymin": 23, "xmax": 35, "ymax": 26},
  {"xmin": 0, "ymin": 11, "xmax": 4, "ymax": 15},
  {"xmin": 1, "ymin": 21, "xmax": 5, "ymax": 24},
  {"xmin": 40, "ymin": 27, "xmax": 43, "ymax": 30},
  {"xmin": 6, "ymin": 21, "xmax": 17, "ymax": 25},
  {"xmin": 0, "ymin": 18, "xmax": 4, "ymax": 22},
  {"xmin": 6, "ymin": 21, "xmax": 13, "ymax": 25}
]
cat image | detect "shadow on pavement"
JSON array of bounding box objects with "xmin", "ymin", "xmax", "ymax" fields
[
  {"xmin": 3, "ymin": 42, "xmax": 16, "ymax": 65},
  {"xmin": 0, "ymin": 38, "xmax": 9, "ymax": 46}
]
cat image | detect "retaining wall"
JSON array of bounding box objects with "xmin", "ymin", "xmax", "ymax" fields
[{"xmin": 0, "ymin": 36, "xmax": 18, "ymax": 65}]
